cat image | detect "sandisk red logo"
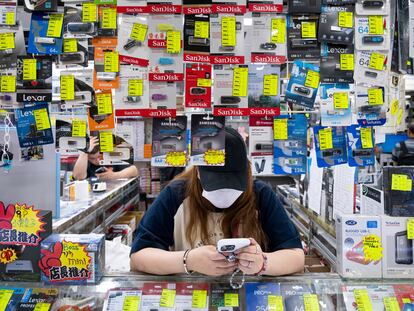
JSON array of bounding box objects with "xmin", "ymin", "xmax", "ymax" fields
[
  {"xmin": 183, "ymin": 6, "xmax": 212, "ymax": 14},
  {"xmin": 251, "ymin": 54, "xmax": 286, "ymax": 64},
  {"xmin": 148, "ymin": 109, "xmax": 175, "ymax": 117},
  {"xmin": 119, "ymin": 55, "xmax": 149, "ymax": 67},
  {"xmin": 212, "ymin": 4, "xmax": 246, "ymax": 14},
  {"xmin": 117, "ymin": 6, "xmax": 146, "ymax": 13},
  {"xmin": 248, "ymin": 4, "xmax": 283, "ymax": 12},
  {"xmin": 213, "ymin": 108, "xmax": 249, "ymax": 116},
  {"xmin": 148, "ymin": 39, "xmax": 166, "ymax": 48},
  {"xmin": 147, "ymin": 4, "xmax": 182, "ymax": 13},
  {"xmin": 249, "ymin": 107, "xmax": 280, "ymax": 116},
  {"xmin": 115, "ymin": 109, "xmax": 176, "ymax": 117},
  {"xmin": 184, "ymin": 53, "xmax": 211, "ymax": 63},
  {"xmin": 211, "ymin": 55, "xmax": 244, "ymax": 64},
  {"xmin": 149, "ymin": 73, "xmax": 184, "ymax": 81},
  {"xmin": 186, "ymin": 101, "xmax": 210, "ymax": 108}
]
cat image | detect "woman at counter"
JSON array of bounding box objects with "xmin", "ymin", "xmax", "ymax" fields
[{"xmin": 130, "ymin": 127, "xmax": 304, "ymax": 276}]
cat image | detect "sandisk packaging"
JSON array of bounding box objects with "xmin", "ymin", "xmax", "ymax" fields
[
  {"xmin": 213, "ymin": 65, "xmax": 248, "ymax": 109},
  {"xmin": 249, "ymin": 116, "xmax": 273, "ymax": 175},
  {"xmin": 185, "ymin": 63, "xmax": 212, "ymax": 108},
  {"xmin": 149, "ymin": 81, "xmax": 176, "ymax": 109}
]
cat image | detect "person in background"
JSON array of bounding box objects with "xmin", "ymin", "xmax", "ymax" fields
[
  {"xmin": 130, "ymin": 127, "xmax": 304, "ymax": 276},
  {"xmin": 392, "ymin": 121, "xmax": 414, "ymax": 165},
  {"xmin": 73, "ymin": 136, "xmax": 138, "ymax": 181}
]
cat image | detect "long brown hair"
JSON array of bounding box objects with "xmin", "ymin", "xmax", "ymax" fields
[{"xmin": 174, "ymin": 163, "xmax": 268, "ymax": 250}]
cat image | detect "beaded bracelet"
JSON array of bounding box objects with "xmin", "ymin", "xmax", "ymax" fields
[
  {"xmin": 256, "ymin": 253, "xmax": 268, "ymax": 276},
  {"xmin": 183, "ymin": 249, "xmax": 193, "ymax": 275}
]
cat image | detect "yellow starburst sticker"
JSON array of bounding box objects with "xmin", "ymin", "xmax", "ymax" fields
[
  {"xmin": 204, "ymin": 150, "xmax": 225, "ymax": 165},
  {"xmin": 0, "ymin": 248, "xmax": 17, "ymax": 264},
  {"xmin": 363, "ymin": 234, "xmax": 383, "ymax": 262},
  {"xmin": 165, "ymin": 152, "xmax": 187, "ymax": 167},
  {"xmin": 60, "ymin": 241, "xmax": 91, "ymax": 272},
  {"xmin": 10, "ymin": 204, "xmax": 45, "ymax": 237}
]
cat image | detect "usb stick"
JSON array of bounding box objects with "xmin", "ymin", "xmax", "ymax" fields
[
  {"xmin": 362, "ymin": 0, "xmax": 384, "ymax": 8},
  {"xmin": 35, "ymin": 37, "xmax": 55, "ymax": 44},
  {"xmin": 363, "ymin": 36, "xmax": 384, "ymax": 44}
]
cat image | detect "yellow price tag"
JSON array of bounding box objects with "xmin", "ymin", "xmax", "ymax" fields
[
  {"xmin": 319, "ymin": 128, "xmax": 333, "ymax": 150},
  {"xmin": 301, "ymin": 21, "xmax": 316, "ymax": 38},
  {"xmin": 224, "ymin": 293, "xmax": 239, "ymax": 307},
  {"xmin": 390, "ymin": 100, "xmax": 399, "ymax": 116},
  {"xmin": 102, "ymin": 8, "xmax": 117, "ymax": 29},
  {"xmin": 397, "ymin": 108, "xmax": 403, "ymax": 126},
  {"xmin": 96, "ymin": 93, "xmax": 113, "ymax": 115},
  {"xmin": 407, "ymin": 219, "xmax": 414, "ymax": 240},
  {"xmin": 369, "ymin": 15, "xmax": 384, "ymax": 35},
  {"xmin": 197, "ymin": 78, "xmax": 211, "ymax": 87},
  {"xmin": 122, "ymin": 296, "xmax": 140, "ymax": 311},
  {"xmin": 5, "ymin": 12, "xmax": 15, "ymax": 26},
  {"xmin": 232, "ymin": 67, "xmax": 248, "ymax": 97},
  {"xmin": 159, "ymin": 289, "xmax": 176, "ymax": 308},
  {"xmin": 363, "ymin": 234, "xmax": 383, "ymax": 261},
  {"xmin": 271, "ymin": 18, "xmax": 286, "ymax": 43},
  {"xmin": 104, "ymin": 51, "xmax": 119, "ymax": 72},
  {"xmin": 130, "ymin": 23, "xmax": 148, "ymax": 42},
  {"xmin": 128, "ymin": 79, "xmax": 143, "ymax": 97},
  {"xmin": 166, "ymin": 30, "xmax": 181, "ymax": 54},
  {"xmin": 99, "ymin": 131, "xmax": 114, "ymax": 153},
  {"xmin": 383, "ymin": 297, "xmax": 400, "ymax": 311},
  {"xmin": 0, "ymin": 33, "xmax": 14, "ymax": 50},
  {"xmin": 268, "ymin": 295, "xmax": 284, "ymax": 311},
  {"xmin": 33, "ymin": 303, "xmax": 51, "ymax": 311},
  {"xmin": 360, "ymin": 127, "xmax": 373, "ymax": 149},
  {"xmin": 274, "ymin": 118, "xmax": 288, "ymax": 140},
  {"xmin": 338, "ymin": 12, "xmax": 353, "ymax": 28},
  {"xmin": 60, "ymin": 75, "xmax": 75, "ymax": 101},
  {"xmin": 368, "ymin": 88, "xmax": 384, "ymax": 106},
  {"xmin": 305, "ymin": 70, "xmax": 320, "ymax": 89},
  {"xmin": 34, "ymin": 108, "xmax": 51, "ymax": 131},
  {"xmin": 63, "ymin": 38, "xmax": 77, "ymax": 53},
  {"xmin": 194, "ymin": 21, "xmax": 209, "ymax": 39},
  {"xmin": 369, "ymin": 52, "xmax": 386, "ymax": 71},
  {"xmin": 1, "ymin": 76, "xmax": 16, "ymax": 93},
  {"xmin": 304, "ymin": 294, "xmax": 320, "ymax": 311},
  {"xmin": 222, "ymin": 16, "xmax": 236, "ymax": 47},
  {"xmin": 72, "ymin": 120, "xmax": 87, "ymax": 138},
  {"xmin": 46, "ymin": 13, "xmax": 64, "ymax": 38},
  {"xmin": 192, "ymin": 290, "xmax": 207, "ymax": 308},
  {"xmin": 340, "ymin": 54, "xmax": 354, "ymax": 71},
  {"xmin": 392, "ymin": 174, "xmax": 413, "ymax": 192},
  {"xmin": 354, "ymin": 290, "xmax": 373, "ymax": 311},
  {"xmin": 82, "ymin": 3, "xmax": 97, "ymax": 22},
  {"xmin": 23, "ymin": 59, "xmax": 37, "ymax": 81},
  {"xmin": 333, "ymin": 92, "xmax": 349, "ymax": 109},
  {"xmin": 403, "ymin": 298, "xmax": 412, "ymax": 304},
  {"xmin": 0, "ymin": 289, "xmax": 14, "ymax": 311},
  {"xmin": 263, "ymin": 74, "xmax": 278, "ymax": 96}
]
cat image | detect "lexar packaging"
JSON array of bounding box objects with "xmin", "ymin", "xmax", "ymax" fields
[
  {"xmin": 287, "ymin": 15, "xmax": 321, "ymax": 60},
  {"xmin": 313, "ymin": 126, "xmax": 348, "ymax": 167},
  {"xmin": 39, "ymin": 234, "xmax": 105, "ymax": 285},
  {"xmin": 245, "ymin": 283, "xmax": 281, "ymax": 311},
  {"xmin": 318, "ymin": 5, "xmax": 355, "ymax": 45},
  {"xmin": 288, "ymin": 0, "xmax": 321, "ymax": 13},
  {"xmin": 209, "ymin": 283, "xmax": 240, "ymax": 311},
  {"xmin": 320, "ymin": 84, "xmax": 353, "ymax": 127},
  {"xmin": 273, "ymin": 114, "xmax": 308, "ymax": 175},
  {"xmin": 151, "ymin": 116, "xmax": 188, "ymax": 167},
  {"xmin": 249, "ymin": 116, "xmax": 274, "ymax": 175},
  {"xmin": 320, "ymin": 44, "xmax": 354, "ymax": 84},
  {"xmin": 336, "ymin": 214, "xmax": 382, "ymax": 278},
  {"xmin": 382, "ymin": 216, "xmax": 414, "ymax": 279}
]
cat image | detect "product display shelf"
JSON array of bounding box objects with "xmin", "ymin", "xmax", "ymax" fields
[
  {"xmin": 277, "ymin": 185, "xmax": 337, "ymax": 268},
  {"xmin": 54, "ymin": 178, "xmax": 139, "ymax": 234}
]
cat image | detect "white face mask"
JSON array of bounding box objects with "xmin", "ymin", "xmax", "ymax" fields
[{"xmin": 202, "ymin": 188, "xmax": 243, "ymax": 209}]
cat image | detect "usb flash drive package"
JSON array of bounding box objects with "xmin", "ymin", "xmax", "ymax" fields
[
  {"xmin": 190, "ymin": 114, "xmax": 225, "ymax": 166},
  {"xmin": 57, "ymin": 39, "xmax": 89, "ymax": 68},
  {"xmin": 101, "ymin": 125, "xmax": 134, "ymax": 166},
  {"xmin": 248, "ymin": 64, "xmax": 280, "ymax": 109},
  {"xmin": 59, "ymin": 68, "xmax": 95, "ymax": 109},
  {"xmin": 274, "ymin": 114, "xmax": 307, "ymax": 175},
  {"xmin": 288, "ymin": 0, "xmax": 321, "ymax": 13},
  {"xmin": 184, "ymin": 14, "xmax": 210, "ymax": 55},
  {"xmin": 322, "ymin": 0, "xmax": 356, "ymax": 4},
  {"xmin": 285, "ymin": 60, "xmax": 320, "ymax": 109},
  {"xmin": 320, "ymin": 84, "xmax": 353, "ymax": 127},
  {"xmin": 320, "ymin": 44, "xmax": 354, "ymax": 83},
  {"xmin": 115, "ymin": 64, "xmax": 149, "ymax": 110},
  {"xmin": 213, "ymin": 64, "xmax": 248, "ymax": 109},
  {"xmin": 28, "ymin": 12, "xmax": 63, "ymax": 55},
  {"xmin": 55, "ymin": 115, "xmax": 88, "ymax": 154},
  {"xmin": 313, "ymin": 125, "xmax": 348, "ymax": 167},
  {"xmin": 149, "ymin": 81, "xmax": 176, "ymax": 110},
  {"xmin": 97, "ymin": 5, "xmax": 117, "ymax": 37},
  {"xmin": 355, "ymin": 15, "xmax": 390, "ymax": 51},
  {"xmin": 151, "ymin": 116, "xmax": 188, "ymax": 167},
  {"xmin": 93, "ymin": 38, "xmax": 120, "ymax": 90},
  {"xmin": 249, "ymin": 13, "xmax": 287, "ymax": 64},
  {"xmin": 318, "ymin": 5, "xmax": 355, "ymax": 44},
  {"xmin": 355, "ymin": 84, "xmax": 388, "ymax": 126},
  {"xmin": 356, "ymin": 0, "xmax": 390, "ymax": 16},
  {"xmin": 287, "ymin": 15, "xmax": 321, "ymax": 60},
  {"xmin": 354, "ymin": 50, "xmax": 389, "ymax": 86},
  {"xmin": 0, "ymin": 2, "xmax": 16, "ymax": 27},
  {"xmin": 346, "ymin": 125, "xmax": 375, "ymax": 167},
  {"xmin": 185, "ymin": 63, "xmax": 212, "ymax": 108},
  {"xmin": 249, "ymin": 116, "xmax": 274, "ymax": 175},
  {"xmin": 63, "ymin": 4, "xmax": 98, "ymax": 39}
]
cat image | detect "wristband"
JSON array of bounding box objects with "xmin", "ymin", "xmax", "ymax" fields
[
  {"xmin": 183, "ymin": 249, "xmax": 193, "ymax": 275},
  {"xmin": 256, "ymin": 253, "xmax": 268, "ymax": 276}
]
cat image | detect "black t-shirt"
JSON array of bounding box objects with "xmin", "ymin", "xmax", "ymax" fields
[{"xmin": 86, "ymin": 162, "xmax": 131, "ymax": 179}]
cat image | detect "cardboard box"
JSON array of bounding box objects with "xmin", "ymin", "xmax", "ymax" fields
[
  {"xmin": 335, "ymin": 214, "xmax": 382, "ymax": 278},
  {"xmin": 117, "ymin": 215, "xmax": 137, "ymax": 231},
  {"xmin": 383, "ymin": 166, "xmax": 414, "ymax": 216},
  {"xmin": 0, "ymin": 210, "xmax": 52, "ymax": 282},
  {"xmin": 123, "ymin": 211, "xmax": 145, "ymax": 227},
  {"xmin": 40, "ymin": 234, "xmax": 105, "ymax": 285},
  {"xmin": 382, "ymin": 216, "xmax": 414, "ymax": 278}
]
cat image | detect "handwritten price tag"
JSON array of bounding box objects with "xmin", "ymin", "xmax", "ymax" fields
[
  {"xmin": 340, "ymin": 54, "xmax": 354, "ymax": 71},
  {"xmin": 130, "ymin": 23, "xmax": 148, "ymax": 42},
  {"xmin": 122, "ymin": 296, "xmax": 140, "ymax": 311},
  {"xmin": 368, "ymin": 88, "xmax": 384, "ymax": 106},
  {"xmin": 72, "ymin": 120, "xmax": 87, "ymax": 138},
  {"xmin": 192, "ymin": 290, "xmax": 207, "ymax": 308},
  {"xmin": 0, "ymin": 289, "xmax": 14, "ymax": 311},
  {"xmin": 360, "ymin": 127, "xmax": 373, "ymax": 149},
  {"xmin": 408, "ymin": 219, "xmax": 414, "ymax": 240},
  {"xmin": 383, "ymin": 297, "xmax": 401, "ymax": 311},
  {"xmin": 301, "ymin": 21, "xmax": 316, "ymax": 38},
  {"xmin": 271, "ymin": 18, "xmax": 286, "ymax": 43},
  {"xmin": 101, "ymin": 8, "xmax": 117, "ymax": 29},
  {"xmin": 268, "ymin": 295, "xmax": 284, "ymax": 311},
  {"xmin": 263, "ymin": 74, "xmax": 278, "ymax": 96},
  {"xmin": 338, "ymin": 12, "xmax": 353, "ymax": 28},
  {"xmin": 197, "ymin": 78, "xmax": 211, "ymax": 87},
  {"xmin": 222, "ymin": 16, "xmax": 236, "ymax": 47},
  {"xmin": 369, "ymin": 15, "xmax": 384, "ymax": 35},
  {"xmin": 369, "ymin": 52, "xmax": 386, "ymax": 71},
  {"xmin": 232, "ymin": 67, "xmax": 248, "ymax": 97},
  {"xmin": 304, "ymin": 294, "xmax": 320, "ymax": 311},
  {"xmin": 391, "ymin": 174, "xmax": 413, "ymax": 192},
  {"xmin": 194, "ymin": 21, "xmax": 209, "ymax": 39},
  {"xmin": 60, "ymin": 75, "xmax": 75, "ymax": 101},
  {"xmin": 274, "ymin": 118, "xmax": 288, "ymax": 140},
  {"xmin": 159, "ymin": 289, "xmax": 176, "ymax": 308},
  {"xmin": 305, "ymin": 70, "xmax": 320, "ymax": 89},
  {"xmin": 224, "ymin": 293, "xmax": 239, "ymax": 307},
  {"xmin": 23, "ymin": 59, "xmax": 37, "ymax": 81},
  {"xmin": 333, "ymin": 92, "xmax": 349, "ymax": 109},
  {"xmin": 1, "ymin": 76, "xmax": 16, "ymax": 93},
  {"xmin": 96, "ymin": 93, "xmax": 113, "ymax": 115},
  {"xmin": 166, "ymin": 31, "xmax": 181, "ymax": 54},
  {"xmin": 354, "ymin": 290, "xmax": 373, "ymax": 311},
  {"xmin": 0, "ymin": 33, "xmax": 14, "ymax": 50},
  {"xmin": 104, "ymin": 51, "xmax": 119, "ymax": 73},
  {"xmin": 34, "ymin": 108, "xmax": 51, "ymax": 131},
  {"xmin": 46, "ymin": 13, "xmax": 64, "ymax": 38},
  {"xmin": 63, "ymin": 38, "xmax": 77, "ymax": 53},
  {"xmin": 128, "ymin": 79, "xmax": 143, "ymax": 97},
  {"xmin": 5, "ymin": 12, "xmax": 15, "ymax": 26},
  {"xmin": 363, "ymin": 234, "xmax": 383, "ymax": 262},
  {"xmin": 82, "ymin": 3, "xmax": 97, "ymax": 22},
  {"xmin": 318, "ymin": 128, "xmax": 333, "ymax": 150},
  {"xmin": 99, "ymin": 131, "xmax": 113, "ymax": 153},
  {"xmin": 33, "ymin": 303, "xmax": 51, "ymax": 311}
]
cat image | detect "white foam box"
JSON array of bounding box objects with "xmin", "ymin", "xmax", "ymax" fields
[
  {"xmin": 382, "ymin": 216, "xmax": 414, "ymax": 278},
  {"xmin": 335, "ymin": 214, "xmax": 382, "ymax": 278}
]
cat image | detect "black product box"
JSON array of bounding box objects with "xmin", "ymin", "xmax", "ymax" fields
[
  {"xmin": 288, "ymin": 0, "xmax": 321, "ymax": 13},
  {"xmin": 0, "ymin": 210, "xmax": 52, "ymax": 282},
  {"xmin": 320, "ymin": 44, "xmax": 354, "ymax": 83},
  {"xmin": 184, "ymin": 14, "xmax": 210, "ymax": 54},
  {"xmin": 318, "ymin": 5, "xmax": 354, "ymax": 44},
  {"xmin": 287, "ymin": 15, "xmax": 321, "ymax": 61},
  {"xmin": 383, "ymin": 166, "xmax": 414, "ymax": 217}
]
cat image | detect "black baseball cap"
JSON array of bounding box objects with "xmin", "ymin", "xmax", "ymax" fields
[{"xmin": 198, "ymin": 127, "xmax": 248, "ymax": 191}]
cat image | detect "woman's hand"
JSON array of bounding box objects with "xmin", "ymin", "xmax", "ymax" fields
[
  {"xmin": 235, "ymin": 238, "xmax": 264, "ymax": 275},
  {"xmin": 186, "ymin": 245, "xmax": 237, "ymax": 276}
]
